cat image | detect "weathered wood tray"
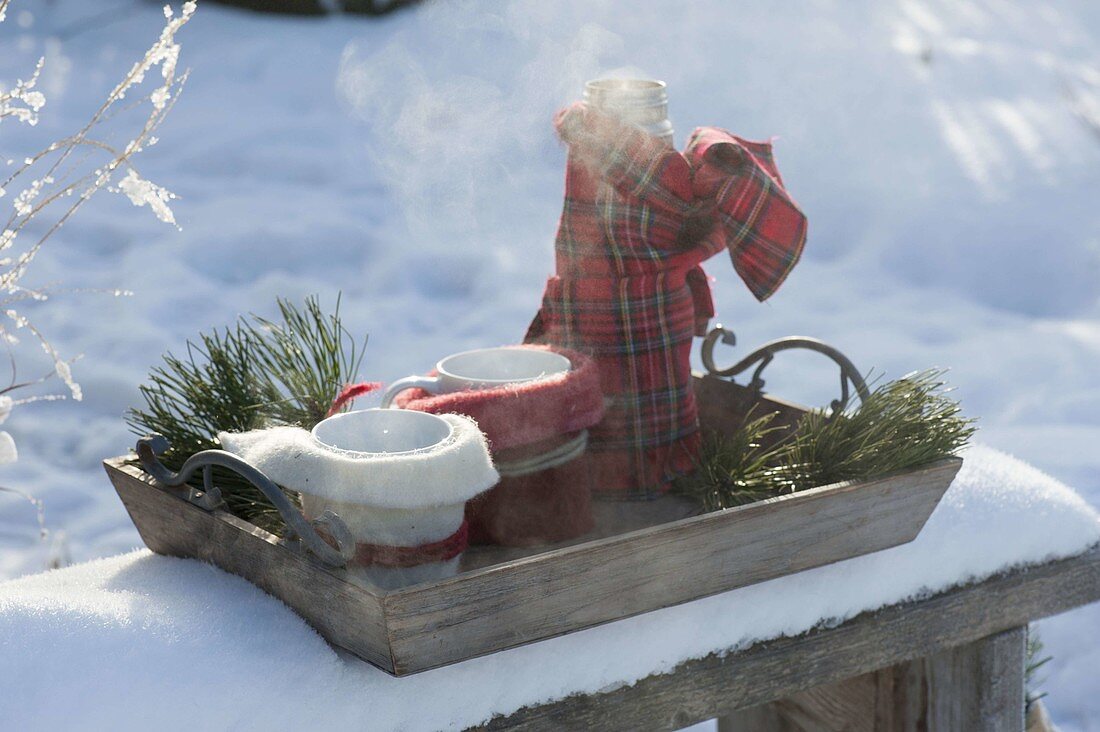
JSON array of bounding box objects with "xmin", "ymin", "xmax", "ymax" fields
[{"xmin": 104, "ymin": 374, "xmax": 960, "ymax": 676}]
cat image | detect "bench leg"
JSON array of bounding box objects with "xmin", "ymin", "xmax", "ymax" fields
[
  {"xmin": 715, "ymin": 626, "xmax": 1027, "ymax": 731},
  {"xmin": 891, "ymin": 625, "xmax": 1027, "ymax": 731}
]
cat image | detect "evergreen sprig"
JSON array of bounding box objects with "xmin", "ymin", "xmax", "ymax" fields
[
  {"xmin": 126, "ymin": 295, "xmax": 365, "ymax": 532},
  {"xmin": 677, "ymin": 412, "xmax": 791, "ymax": 512},
  {"xmin": 1026, "ymin": 626, "xmax": 1052, "ymax": 708},
  {"xmin": 250, "ymin": 296, "xmax": 365, "ymax": 428},
  {"xmin": 674, "ymin": 369, "xmax": 976, "ymax": 511}
]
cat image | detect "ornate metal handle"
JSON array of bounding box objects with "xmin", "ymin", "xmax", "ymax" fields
[
  {"xmin": 700, "ymin": 325, "xmax": 871, "ymax": 416},
  {"xmin": 135, "ymin": 434, "xmax": 354, "ymax": 568}
]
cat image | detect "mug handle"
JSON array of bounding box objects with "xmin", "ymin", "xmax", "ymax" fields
[{"xmin": 380, "ymin": 375, "xmax": 442, "ymax": 408}]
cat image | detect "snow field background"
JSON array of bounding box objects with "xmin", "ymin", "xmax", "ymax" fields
[{"xmin": 1, "ymin": 0, "xmax": 1099, "ymax": 728}]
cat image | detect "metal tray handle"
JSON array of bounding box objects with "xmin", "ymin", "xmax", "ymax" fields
[
  {"xmin": 135, "ymin": 434, "xmax": 354, "ymax": 568},
  {"xmin": 701, "ymin": 325, "xmax": 871, "ymax": 416}
]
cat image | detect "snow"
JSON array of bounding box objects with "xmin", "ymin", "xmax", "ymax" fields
[
  {"xmin": 0, "ymin": 445, "xmax": 1097, "ymax": 731},
  {"xmin": 117, "ymin": 170, "xmax": 177, "ymax": 226},
  {"xmin": 0, "ymin": 0, "xmax": 1099, "ymax": 727}
]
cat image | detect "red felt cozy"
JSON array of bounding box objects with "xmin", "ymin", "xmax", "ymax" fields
[{"xmin": 393, "ymin": 345, "xmax": 605, "ymax": 546}]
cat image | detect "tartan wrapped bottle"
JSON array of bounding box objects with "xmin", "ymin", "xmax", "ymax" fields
[{"xmin": 525, "ymin": 79, "xmax": 808, "ymax": 499}]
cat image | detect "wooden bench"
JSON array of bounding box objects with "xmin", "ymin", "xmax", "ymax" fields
[{"xmin": 479, "ymin": 545, "xmax": 1100, "ymax": 731}]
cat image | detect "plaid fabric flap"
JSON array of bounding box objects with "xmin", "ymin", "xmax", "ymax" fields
[{"xmin": 686, "ymin": 127, "xmax": 807, "ymax": 301}]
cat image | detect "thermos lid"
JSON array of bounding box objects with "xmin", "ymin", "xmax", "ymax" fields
[{"xmin": 583, "ymin": 78, "xmax": 674, "ymax": 145}]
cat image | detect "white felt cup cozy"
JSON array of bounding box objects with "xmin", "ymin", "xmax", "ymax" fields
[
  {"xmin": 217, "ymin": 409, "xmax": 498, "ymax": 589},
  {"xmin": 380, "ymin": 346, "xmax": 571, "ymax": 408},
  {"xmin": 307, "ymin": 410, "xmax": 461, "ymax": 578}
]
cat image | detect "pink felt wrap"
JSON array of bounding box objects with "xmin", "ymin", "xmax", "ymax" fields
[
  {"xmin": 392, "ymin": 346, "xmax": 605, "ymax": 452},
  {"xmin": 392, "ymin": 345, "xmax": 605, "ymax": 547}
]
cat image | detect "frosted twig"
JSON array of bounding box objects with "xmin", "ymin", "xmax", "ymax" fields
[
  {"xmin": 0, "ymin": 484, "xmax": 47, "ymax": 540},
  {"xmin": 0, "ymin": 1, "xmax": 194, "ymax": 404}
]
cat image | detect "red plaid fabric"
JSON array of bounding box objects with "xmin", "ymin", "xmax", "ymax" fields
[{"xmin": 525, "ymin": 103, "xmax": 807, "ymax": 498}]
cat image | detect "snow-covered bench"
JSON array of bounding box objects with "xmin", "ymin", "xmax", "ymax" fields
[{"xmin": 1, "ymin": 445, "xmax": 1098, "ymax": 731}]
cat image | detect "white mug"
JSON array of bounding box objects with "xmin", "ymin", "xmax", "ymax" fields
[
  {"xmin": 307, "ymin": 410, "xmax": 460, "ymax": 545},
  {"xmin": 311, "ymin": 407, "xmax": 453, "ymax": 455},
  {"xmin": 380, "ymin": 346, "xmax": 571, "ymax": 408},
  {"xmin": 305, "ymin": 408, "xmax": 465, "ymax": 588}
]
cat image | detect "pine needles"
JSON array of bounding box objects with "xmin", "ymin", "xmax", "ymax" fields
[
  {"xmin": 1026, "ymin": 626, "xmax": 1052, "ymax": 708},
  {"xmin": 126, "ymin": 295, "xmax": 366, "ymax": 532},
  {"xmin": 678, "ymin": 413, "xmax": 791, "ymax": 512},
  {"xmin": 674, "ymin": 369, "xmax": 976, "ymax": 512},
  {"xmin": 249, "ymin": 298, "xmax": 365, "ymax": 428}
]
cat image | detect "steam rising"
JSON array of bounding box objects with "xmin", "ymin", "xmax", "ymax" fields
[{"xmin": 335, "ymin": 3, "xmax": 650, "ymax": 306}]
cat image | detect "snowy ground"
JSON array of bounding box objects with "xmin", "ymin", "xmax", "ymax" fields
[
  {"xmin": 2, "ymin": 446, "xmax": 1097, "ymax": 731},
  {"xmin": 1, "ymin": 0, "xmax": 1098, "ymax": 728}
]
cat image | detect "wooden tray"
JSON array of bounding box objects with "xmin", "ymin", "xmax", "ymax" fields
[{"xmin": 104, "ymin": 375, "xmax": 960, "ymax": 676}]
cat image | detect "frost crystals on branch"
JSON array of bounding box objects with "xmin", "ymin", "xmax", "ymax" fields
[
  {"xmin": 0, "ymin": 57, "xmax": 45, "ymax": 126},
  {"xmin": 0, "ymin": 1, "xmax": 194, "ymax": 423}
]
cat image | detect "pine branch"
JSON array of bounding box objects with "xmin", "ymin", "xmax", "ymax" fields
[
  {"xmin": 126, "ymin": 295, "xmax": 366, "ymax": 532},
  {"xmin": 249, "ymin": 294, "xmax": 366, "ymax": 427},
  {"xmin": 1026, "ymin": 626, "xmax": 1053, "ymax": 709},
  {"xmin": 674, "ymin": 369, "xmax": 977, "ymax": 511},
  {"xmin": 671, "ymin": 411, "xmax": 791, "ymax": 512}
]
